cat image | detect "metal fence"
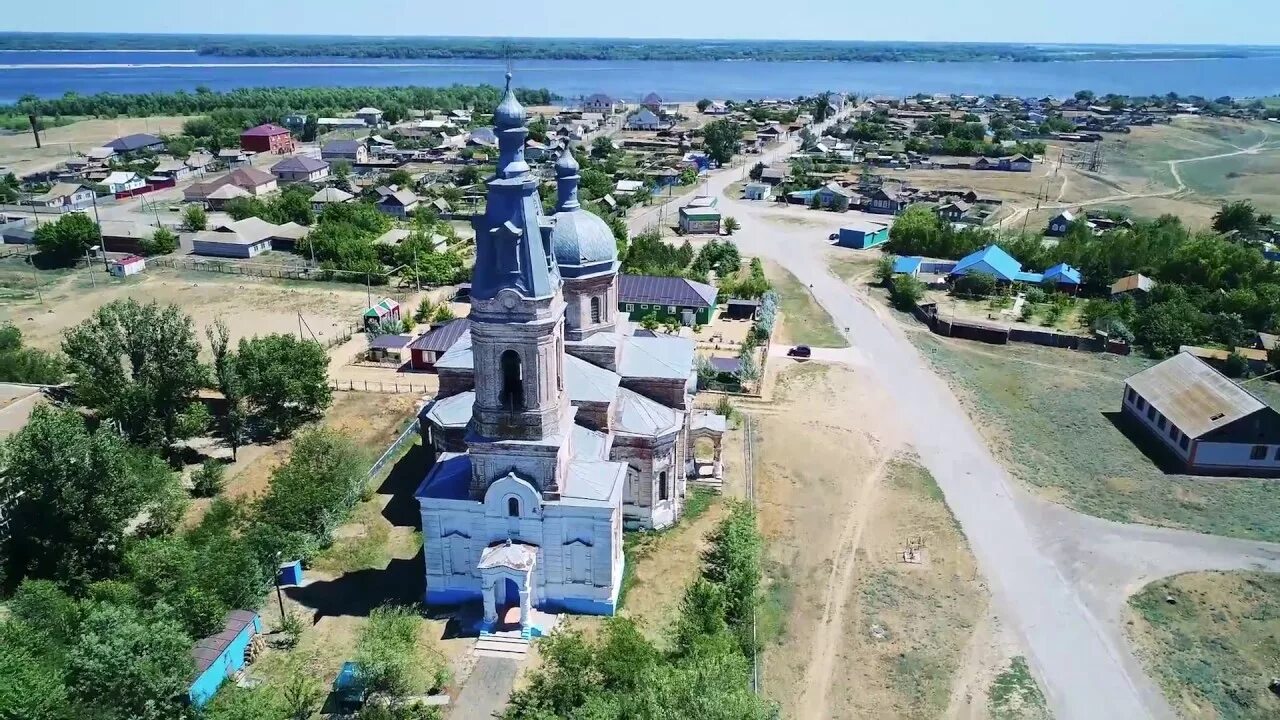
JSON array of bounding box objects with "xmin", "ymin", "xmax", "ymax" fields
[
  {"xmin": 330, "ymin": 379, "xmax": 433, "ymax": 394},
  {"xmin": 367, "ymin": 418, "xmax": 421, "ymax": 480},
  {"xmin": 149, "ymin": 256, "xmax": 412, "ymax": 304}
]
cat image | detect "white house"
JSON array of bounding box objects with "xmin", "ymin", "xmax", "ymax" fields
[
  {"xmin": 1122, "ymin": 352, "xmax": 1280, "ymax": 476},
  {"xmin": 583, "ymin": 93, "xmax": 620, "ymax": 115},
  {"xmin": 743, "ymin": 183, "xmax": 773, "ymax": 201},
  {"xmin": 356, "ymin": 107, "xmax": 384, "ymax": 126},
  {"xmin": 31, "ymin": 183, "xmax": 95, "ymax": 211},
  {"xmin": 102, "ymin": 171, "xmax": 145, "ymax": 194},
  {"xmin": 110, "ymin": 255, "xmax": 146, "ymax": 278}
]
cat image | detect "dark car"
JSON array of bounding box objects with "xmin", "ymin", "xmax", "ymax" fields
[
  {"xmin": 828, "ymin": 232, "xmax": 839, "ymax": 241},
  {"xmin": 787, "ymin": 345, "xmax": 812, "ymax": 358}
]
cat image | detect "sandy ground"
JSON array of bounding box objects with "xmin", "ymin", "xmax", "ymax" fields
[
  {"xmin": 0, "ymin": 116, "xmax": 193, "ymax": 177},
  {"xmin": 0, "ymin": 384, "xmax": 44, "ymax": 440},
  {"xmin": 0, "ymin": 266, "xmax": 375, "ymax": 355}
]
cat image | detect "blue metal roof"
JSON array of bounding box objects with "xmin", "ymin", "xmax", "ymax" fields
[
  {"xmin": 1043, "ymin": 262, "xmax": 1082, "ymax": 285},
  {"xmin": 893, "ymin": 256, "xmax": 923, "ymax": 274},
  {"xmin": 951, "ymin": 245, "xmax": 1023, "ymax": 282}
]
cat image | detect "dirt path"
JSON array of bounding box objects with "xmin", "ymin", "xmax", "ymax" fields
[{"xmin": 795, "ymin": 453, "xmax": 896, "ymax": 720}]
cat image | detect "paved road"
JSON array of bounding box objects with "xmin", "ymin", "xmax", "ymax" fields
[{"xmin": 663, "ymin": 126, "xmax": 1183, "ymax": 719}]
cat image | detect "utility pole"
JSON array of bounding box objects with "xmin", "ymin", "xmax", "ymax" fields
[
  {"xmin": 90, "ymin": 193, "xmax": 109, "ymax": 271},
  {"xmin": 85, "ymin": 246, "xmax": 96, "ymax": 288}
]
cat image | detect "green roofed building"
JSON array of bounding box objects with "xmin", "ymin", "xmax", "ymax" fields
[
  {"xmin": 363, "ymin": 298, "xmax": 401, "ymax": 330},
  {"xmin": 678, "ymin": 196, "xmax": 721, "ymax": 234}
]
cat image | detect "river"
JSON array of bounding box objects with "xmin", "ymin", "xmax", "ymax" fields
[{"xmin": 2, "ymin": 50, "xmax": 1280, "ymax": 103}]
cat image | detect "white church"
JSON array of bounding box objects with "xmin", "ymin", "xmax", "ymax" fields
[{"xmin": 414, "ymin": 74, "xmax": 723, "ymax": 633}]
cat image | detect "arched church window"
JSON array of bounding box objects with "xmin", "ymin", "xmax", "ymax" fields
[
  {"xmin": 590, "ymin": 297, "xmax": 601, "ymax": 324},
  {"xmin": 508, "ymin": 497, "xmax": 520, "ymax": 517},
  {"xmin": 500, "ymin": 350, "xmax": 524, "ymax": 411},
  {"xmin": 659, "ymin": 471, "xmax": 669, "ymax": 501}
]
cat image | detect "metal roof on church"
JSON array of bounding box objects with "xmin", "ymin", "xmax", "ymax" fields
[
  {"xmin": 565, "ymin": 353, "xmax": 621, "ymax": 404},
  {"xmin": 620, "ymin": 335, "xmax": 697, "ymax": 381},
  {"xmin": 614, "ymin": 387, "xmax": 682, "ymax": 437},
  {"xmin": 561, "ymin": 460, "xmax": 626, "ymax": 506},
  {"xmin": 421, "ymin": 391, "xmax": 475, "ymax": 429},
  {"xmin": 417, "ymin": 452, "xmax": 472, "ymax": 500}
]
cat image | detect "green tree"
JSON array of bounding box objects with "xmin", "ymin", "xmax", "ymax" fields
[
  {"xmin": 1212, "ymin": 200, "xmax": 1260, "ymax": 239},
  {"xmin": 61, "ymin": 299, "xmax": 208, "ymax": 450},
  {"xmin": 192, "ymin": 459, "xmax": 227, "ymax": 498},
  {"xmin": 723, "ymin": 216, "xmax": 740, "ymax": 235},
  {"xmin": 68, "ymin": 602, "xmax": 194, "ymax": 720},
  {"xmin": 696, "ymin": 98, "xmax": 713, "ymax": 112},
  {"xmin": 236, "ymin": 334, "xmax": 331, "ymax": 436},
  {"xmin": 139, "ymin": 227, "xmax": 178, "ymax": 256},
  {"xmin": 387, "ymin": 169, "xmax": 413, "ymax": 189},
  {"xmin": 204, "ymin": 685, "xmax": 287, "ymax": 720},
  {"xmin": 875, "ymin": 255, "xmax": 896, "ymax": 285},
  {"xmin": 356, "ymin": 606, "xmax": 432, "ymax": 701},
  {"xmin": 0, "ymin": 407, "xmax": 166, "ymax": 590},
  {"xmin": 952, "ymin": 272, "xmax": 998, "ymax": 298},
  {"xmin": 590, "ymin": 136, "xmax": 615, "ymax": 159},
  {"xmin": 181, "ymin": 204, "xmax": 207, "ymax": 231},
  {"xmin": 701, "ymin": 119, "xmax": 742, "ymax": 165},
  {"xmin": 640, "ymin": 311, "xmax": 661, "ymax": 330},
  {"xmin": 0, "ymin": 322, "xmax": 64, "ymax": 384},
  {"xmin": 257, "ymin": 429, "xmax": 366, "ymax": 543},
  {"xmin": 332, "ymin": 160, "xmax": 353, "ymax": 192},
  {"xmin": 207, "ymin": 319, "xmax": 247, "ymax": 461},
  {"xmin": 890, "ymin": 275, "xmax": 925, "ymax": 311},
  {"xmin": 33, "ymin": 212, "xmax": 98, "ymax": 267}
]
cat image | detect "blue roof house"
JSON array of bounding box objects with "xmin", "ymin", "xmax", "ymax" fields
[
  {"xmin": 838, "ymin": 220, "xmax": 890, "ymax": 249},
  {"xmin": 189, "ymin": 610, "xmax": 262, "ymax": 707},
  {"xmin": 892, "ymin": 256, "xmax": 923, "ymax": 276},
  {"xmin": 950, "ymin": 245, "xmax": 1043, "ymax": 283},
  {"xmin": 1043, "ymin": 263, "xmax": 1083, "ymax": 291}
]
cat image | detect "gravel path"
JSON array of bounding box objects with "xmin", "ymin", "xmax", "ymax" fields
[{"xmin": 451, "ymin": 656, "xmax": 519, "ymax": 720}]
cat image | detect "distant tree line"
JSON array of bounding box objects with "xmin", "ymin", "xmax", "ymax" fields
[
  {"xmin": 3, "ymin": 33, "xmax": 1274, "ymax": 63},
  {"xmin": 7, "ymin": 84, "xmax": 553, "ymax": 121}
]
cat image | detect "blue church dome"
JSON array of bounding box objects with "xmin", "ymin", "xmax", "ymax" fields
[
  {"xmin": 494, "ymin": 72, "xmax": 526, "ymax": 129},
  {"xmin": 552, "ymin": 209, "xmax": 618, "ymax": 275}
]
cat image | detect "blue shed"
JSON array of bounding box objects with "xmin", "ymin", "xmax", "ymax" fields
[
  {"xmin": 188, "ymin": 610, "xmax": 262, "ymax": 707},
  {"xmin": 278, "ymin": 560, "xmax": 304, "ymax": 586},
  {"xmin": 838, "ymin": 220, "xmax": 891, "ymax": 249},
  {"xmin": 1043, "ymin": 262, "xmax": 1083, "ymax": 289}
]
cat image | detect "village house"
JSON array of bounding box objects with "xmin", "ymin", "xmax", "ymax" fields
[
  {"xmin": 152, "ymin": 159, "xmax": 192, "ymax": 183},
  {"xmin": 102, "ymin": 171, "xmax": 145, "ymax": 195},
  {"xmin": 270, "ymin": 156, "xmax": 330, "ymax": 183},
  {"xmin": 641, "ymin": 92, "xmax": 665, "ymax": 114},
  {"xmin": 619, "ymin": 274, "xmax": 719, "ymax": 326},
  {"xmin": 184, "ymin": 167, "xmax": 278, "ymax": 206},
  {"xmin": 98, "ymin": 220, "xmax": 154, "ymax": 254},
  {"xmin": 583, "ymin": 93, "xmax": 620, "ymax": 114},
  {"xmin": 356, "ymin": 107, "xmax": 384, "ymax": 126},
  {"xmin": 239, "ymin": 123, "xmax": 295, "ymax": 154},
  {"xmin": 408, "ymin": 318, "xmax": 472, "ymax": 371},
  {"xmin": 614, "ymin": 179, "xmax": 644, "ymax": 196},
  {"xmin": 192, "ymin": 216, "xmax": 298, "ymax": 258},
  {"xmin": 815, "ymin": 182, "xmax": 854, "ymax": 208},
  {"xmin": 377, "ymin": 188, "xmax": 420, "ymax": 217},
  {"xmin": 1110, "ymin": 273, "xmax": 1156, "ymax": 298},
  {"xmin": 743, "ymin": 182, "xmax": 773, "ymax": 201},
  {"xmin": 415, "ymin": 79, "xmax": 719, "ymax": 630},
  {"xmin": 936, "ymin": 200, "xmax": 972, "ymax": 222},
  {"xmin": 678, "ymin": 197, "xmax": 721, "ymax": 235},
  {"xmin": 322, "ymin": 140, "xmax": 369, "ymax": 164},
  {"xmin": 1122, "ymin": 352, "xmax": 1280, "ymax": 476},
  {"xmin": 866, "ymin": 187, "xmax": 907, "ymax": 215},
  {"xmin": 30, "ymin": 183, "xmax": 94, "ymax": 211},
  {"xmin": 105, "ymin": 133, "xmax": 164, "ymax": 155},
  {"xmin": 218, "ymin": 148, "xmax": 250, "ymax": 168},
  {"xmin": 309, "ymin": 187, "xmax": 354, "ymax": 212},
  {"xmin": 1048, "ymin": 210, "xmax": 1076, "ymax": 236},
  {"xmin": 625, "ymin": 109, "xmax": 666, "ymax": 131},
  {"xmin": 837, "ymin": 219, "xmax": 891, "ymax": 249},
  {"xmin": 317, "ymin": 117, "xmax": 368, "ymax": 131}
]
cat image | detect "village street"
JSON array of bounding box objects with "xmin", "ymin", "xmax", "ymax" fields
[{"xmin": 656, "ymin": 130, "xmax": 1280, "ymax": 720}]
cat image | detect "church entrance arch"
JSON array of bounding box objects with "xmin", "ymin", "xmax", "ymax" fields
[{"xmin": 478, "ymin": 541, "xmax": 537, "ymax": 632}]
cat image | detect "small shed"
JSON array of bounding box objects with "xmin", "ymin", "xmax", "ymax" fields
[
  {"xmin": 277, "ymin": 560, "xmax": 304, "ymax": 586},
  {"xmin": 333, "ymin": 661, "xmax": 367, "ymax": 711},
  {"xmin": 110, "ymin": 255, "xmax": 146, "ymax": 278},
  {"xmin": 838, "ymin": 220, "xmax": 890, "ymax": 249},
  {"xmin": 409, "ymin": 318, "xmax": 472, "ymax": 370},
  {"xmin": 363, "ymin": 298, "xmax": 401, "ymax": 331},
  {"xmin": 367, "ymin": 334, "xmax": 413, "ymax": 363},
  {"xmin": 724, "ymin": 298, "xmax": 761, "ymax": 321},
  {"xmin": 188, "ymin": 610, "xmax": 262, "ymax": 707}
]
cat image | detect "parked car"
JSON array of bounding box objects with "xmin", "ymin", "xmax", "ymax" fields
[
  {"xmin": 787, "ymin": 345, "xmax": 812, "ymax": 358},
  {"xmin": 828, "ymin": 232, "xmax": 839, "ymax": 241}
]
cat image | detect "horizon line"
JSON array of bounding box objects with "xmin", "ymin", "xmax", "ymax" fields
[{"xmin": 2, "ymin": 31, "xmax": 1279, "ymax": 50}]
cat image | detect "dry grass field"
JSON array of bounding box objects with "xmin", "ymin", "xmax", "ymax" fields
[
  {"xmin": 0, "ymin": 115, "xmax": 193, "ymax": 176},
  {"xmin": 0, "ymin": 263, "xmax": 375, "ymax": 356}
]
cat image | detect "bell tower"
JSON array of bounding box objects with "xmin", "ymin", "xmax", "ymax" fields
[{"xmin": 466, "ymin": 73, "xmax": 572, "ymax": 499}]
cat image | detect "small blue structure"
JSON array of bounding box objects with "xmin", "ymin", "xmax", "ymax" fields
[
  {"xmin": 1043, "ymin": 262, "xmax": 1083, "ymax": 290},
  {"xmin": 189, "ymin": 610, "xmax": 262, "ymax": 707},
  {"xmin": 892, "ymin": 256, "xmax": 923, "ymax": 276},
  {"xmin": 278, "ymin": 560, "xmax": 304, "ymax": 586},
  {"xmin": 838, "ymin": 220, "xmax": 891, "ymax": 249},
  {"xmin": 950, "ymin": 245, "xmax": 1043, "ymax": 283}
]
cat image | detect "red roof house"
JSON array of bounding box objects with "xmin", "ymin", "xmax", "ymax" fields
[{"xmin": 240, "ymin": 123, "xmax": 295, "ymax": 154}]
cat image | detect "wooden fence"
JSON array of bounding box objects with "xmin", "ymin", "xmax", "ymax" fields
[
  {"xmin": 330, "ymin": 379, "xmax": 433, "ymax": 394},
  {"xmin": 150, "ymin": 257, "xmax": 412, "ymax": 304}
]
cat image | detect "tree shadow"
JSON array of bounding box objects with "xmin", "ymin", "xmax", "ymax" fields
[
  {"xmin": 285, "ymin": 551, "xmax": 424, "ymax": 621},
  {"xmin": 1101, "ymin": 410, "xmax": 1186, "ymax": 476},
  {"xmin": 377, "ymin": 443, "xmax": 428, "ymax": 528}
]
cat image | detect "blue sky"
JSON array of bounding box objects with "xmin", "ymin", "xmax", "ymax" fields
[{"xmin": 9, "ymin": 0, "xmax": 1279, "ymax": 46}]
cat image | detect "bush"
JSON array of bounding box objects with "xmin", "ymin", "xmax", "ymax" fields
[
  {"xmin": 1223, "ymin": 351, "xmax": 1250, "ymax": 378},
  {"xmin": 890, "ymin": 275, "xmax": 925, "ymax": 311},
  {"xmin": 191, "ymin": 459, "xmax": 226, "ymax": 498},
  {"xmin": 181, "ymin": 205, "xmax": 207, "ymax": 231},
  {"xmin": 140, "ymin": 227, "xmax": 179, "ymax": 256},
  {"xmin": 952, "ymin": 271, "xmax": 998, "ymax": 298}
]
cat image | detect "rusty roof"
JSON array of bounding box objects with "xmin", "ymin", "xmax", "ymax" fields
[{"xmin": 1125, "ymin": 351, "xmax": 1266, "ymax": 439}]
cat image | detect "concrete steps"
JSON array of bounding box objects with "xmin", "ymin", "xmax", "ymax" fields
[{"xmin": 474, "ymin": 630, "xmax": 529, "ymax": 659}]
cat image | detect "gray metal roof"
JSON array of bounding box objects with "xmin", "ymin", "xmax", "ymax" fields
[
  {"xmin": 618, "ymin": 274, "xmax": 717, "ymax": 309},
  {"xmin": 691, "ymin": 411, "xmax": 727, "ymax": 433},
  {"xmin": 310, "ymin": 187, "xmax": 353, "ymax": 203},
  {"xmin": 368, "ymin": 334, "xmax": 411, "ymax": 350},
  {"xmin": 1125, "ymin": 351, "xmax": 1267, "ymax": 439},
  {"xmin": 572, "ymin": 424, "xmax": 609, "ymax": 461},
  {"xmin": 409, "ymin": 318, "xmax": 471, "ymax": 353},
  {"xmin": 422, "ymin": 390, "xmax": 474, "ymax": 429},
  {"xmin": 620, "ymin": 335, "xmax": 696, "ymax": 381},
  {"xmin": 565, "ymin": 353, "xmax": 620, "ymax": 404},
  {"xmin": 613, "ymin": 387, "xmax": 682, "ymax": 437},
  {"xmin": 323, "ymin": 140, "xmax": 361, "ymax": 154},
  {"xmin": 106, "ymin": 133, "xmax": 162, "ymax": 152},
  {"xmin": 434, "ymin": 330, "xmax": 473, "ymax": 370},
  {"xmin": 271, "ymin": 156, "xmax": 328, "ymax": 173},
  {"xmin": 560, "ymin": 460, "xmax": 626, "ymax": 506}
]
